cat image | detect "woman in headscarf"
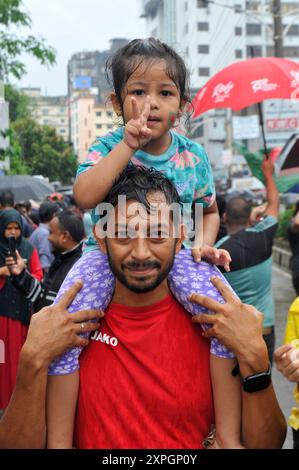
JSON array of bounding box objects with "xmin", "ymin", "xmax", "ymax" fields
[{"xmin": 0, "ymin": 209, "xmax": 43, "ymax": 411}]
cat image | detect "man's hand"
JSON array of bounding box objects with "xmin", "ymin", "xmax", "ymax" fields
[
  {"xmin": 0, "ymin": 265, "xmax": 10, "ymax": 277},
  {"xmin": 192, "ymin": 245, "xmax": 231, "ymax": 272},
  {"xmin": 189, "ymin": 277, "xmax": 268, "ymax": 372},
  {"xmin": 274, "ymin": 343, "xmax": 299, "ymax": 383},
  {"xmin": 123, "ymin": 96, "xmax": 152, "ymax": 150},
  {"xmin": 21, "ymin": 281, "xmax": 103, "ymax": 369},
  {"xmin": 6, "ymin": 250, "xmax": 26, "ymax": 276},
  {"xmin": 262, "ymin": 157, "xmax": 275, "ymax": 178}
]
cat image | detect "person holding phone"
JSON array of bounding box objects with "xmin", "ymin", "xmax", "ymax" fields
[{"xmin": 0, "ymin": 209, "xmax": 43, "ymax": 413}]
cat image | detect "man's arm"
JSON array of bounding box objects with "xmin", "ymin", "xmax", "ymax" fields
[
  {"xmin": 0, "ymin": 281, "xmax": 102, "ymax": 449},
  {"xmin": 262, "ymin": 158, "xmax": 279, "ymax": 219},
  {"xmin": 190, "ymin": 277, "xmax": 287, "ymax": 449}
]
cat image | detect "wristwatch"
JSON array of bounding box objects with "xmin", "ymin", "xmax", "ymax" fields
[{"xmin": 241, "ymin": 364, "xmax": 272, "ymax": 393}]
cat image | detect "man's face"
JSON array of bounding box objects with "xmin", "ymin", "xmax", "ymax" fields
[
  {"xmin": 95, "ymin": 193, "xmax": 183, "ymax": 294},
  {"xmin": 48, "ymin": 216, "xmax": 66, "ymax": 254}
]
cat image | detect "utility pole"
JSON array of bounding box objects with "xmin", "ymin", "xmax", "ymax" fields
[{"xmin": 273, "ymin": 0, "xmax": 284, "ymax": 57}]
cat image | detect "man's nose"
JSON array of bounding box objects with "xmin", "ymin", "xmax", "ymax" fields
[{"xmin": 131, "ymin": 237, "xmax": 152, "ymax": 260}]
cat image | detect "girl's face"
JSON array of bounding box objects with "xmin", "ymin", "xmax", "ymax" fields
[
  {"xmin": 113, "ymin": 60, "xmax": 183, "ymax": 144},
  {"xmin": 4, "ymin": 222, "xmax": 21, "ymax": 239}
]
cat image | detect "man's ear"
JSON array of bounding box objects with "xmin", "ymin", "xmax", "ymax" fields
[
  {"xmin": 110, "ymin": 92, "xmax": 122, "ymax": 117},
  {"xmin": 223, "ymin": 212, "xmax": 227, "ymax": 224},
  {"xmin": 92, "ymin": 225, "xmax": 107, "ymax": 254},
  {"xmin": 175, "ymin": 224, "xmax": 186, "ymax": 254}
]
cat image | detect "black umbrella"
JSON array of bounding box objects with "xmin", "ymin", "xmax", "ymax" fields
[{"xmin": 0, "ymin": 175, "xmax": 55, "ymax": 202}]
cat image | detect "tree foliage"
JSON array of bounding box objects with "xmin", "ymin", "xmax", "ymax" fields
[
  {"xmin": 1, "ymin": 85, "xmax": 77, "ymax": 183},
  {"xmin": 0, "ymin": 0, "xmax": 56, "ymax": 80},
  {"xmin": 9, "ymin": 118, "xmax": 77, "ymax": 183}
]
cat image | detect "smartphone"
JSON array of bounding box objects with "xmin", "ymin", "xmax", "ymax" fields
[{"xmin": 7, "ymin": 236, "xmax": 17, "ymax": 261}]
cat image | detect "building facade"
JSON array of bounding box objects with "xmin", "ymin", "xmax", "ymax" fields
[
  {"xmin": 70, "ymin": 92, "xmax": 116, "ymax": 163},
  {"xmin": 22, "ymin": 88, "xmax": 69, "ymax": 142}
]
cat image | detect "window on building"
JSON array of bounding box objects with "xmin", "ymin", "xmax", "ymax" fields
[
  {"xmin": 43, "ymin": 109, "xmax": 49, "ymax": 115},
  {"xmin": 185, "ymin": 1, "xmax": 188, "ymax": 11},
  {"xmin": 246, "ymin": 45, "xmax": 262, "ymax": 57},
  {"xmin": 106, "ymin": 111, "xmax": 113, "ymax": 117},
  {"xmin": 60, "ymin": 119, "xmax": 65, "ymax": 123},
  {"xmin": 88, "ymin": 131, "xmax": 92, "ymax": 139},
  {"xmin": 285, "ymin": 24, "xmax": 299, "ymax": 36},
  {"xmin": 283, "ymin": 46, "xmax": 299, "ymax": 57},
  {"xmin": 43, "ymin": 119, "xmax": 49, "ymax": 124},
  {"xmin": 198, "ymin": 67, "xmax": 210, "ymax": 76},
  {"xmin": 96, "ymin": 124, "xmax": 102, "ymax": 129},
  {"xmin": 197, "ymin": 22, "xmax": 209, "ymax": 31},
  {"xmin": 60, "ymin": 107, "xmax": 65, "ymax": 113},
  {"xmin": 235, "ymin": 26, "xmax": 242, "ymax": 36},
  {"xmin": 60, "ymin": 129, "xmax": 66, "ymax": 133},
  {"xmin": 282, "ymin": 2, "xmax": 299, "ymax": 14},
  {"xmin": 246, "ymin": 23, "xmax": 262, "ymax": 35},
  {"xmin": 246, "ymin": 1, "xmax": 259, "ymax": 11},
  {"xmin": 198, "ymin": 45, "xmax": 209, "ymax": 54},
  {"xmin": 185, "ymin": 24, "xmax": 189, "ymax": 34},
  {"xmin": 107, "ymin": 124, "xmax": 113, "ymax": 129},
  {"xmin": 234, "ymin": 4, "xmax": 242, "ymax": 13},
  {"xmin": 84, "ymin": 118, "xmax": 87, "ymax": 126},
  {"xmin": 88, "ymin": 106, "xmax": 91, "ymax": 113},
  {"xmin": 186, "ymin": 46, "xmax": 189, "ymax": 56},
  {"xmin": 96, "ymin": 111, "xmax": 102, "ymax": 117},
  {"xmin": 197, "ymin": 0, "xmax": 208, "ymax": 7},
  {"xmin": 235, "ymin": 49, "xmax": 243, "ymax": 59}
]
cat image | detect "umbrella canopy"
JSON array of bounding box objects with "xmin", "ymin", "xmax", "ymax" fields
[
  {"xmin": 192, "ymin": 57, "xmax": 299, "ymax": 117},
  {"xmin": 0, "ymin": 175, "xmax": 55, "ymax": 203}
]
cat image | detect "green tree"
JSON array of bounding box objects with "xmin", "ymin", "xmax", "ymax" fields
[
  {"xmin": 11, "ymin": 118, "xmax": 77, "ymax": 183},
  {"xmin": 0, "ymin": 0, "xmax": 56, "ymax": 80},
  {"xmin": 4, "ymin": 83, "xmax": 29, "ymax": 121}
]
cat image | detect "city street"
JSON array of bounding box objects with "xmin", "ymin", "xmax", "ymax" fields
[{"xmin": 272, "ymin": 264, "xmax": 297, "ymax": 449}]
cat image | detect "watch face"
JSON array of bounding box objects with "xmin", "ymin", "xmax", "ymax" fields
[{"xmin": 243, "ymin": 372, "xmax": 271, "ymax": 393}]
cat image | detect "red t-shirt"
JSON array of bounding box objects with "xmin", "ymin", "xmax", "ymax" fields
[{"xmin": 74, "ymin": 295, "xmax": 214, "ymax": 449}]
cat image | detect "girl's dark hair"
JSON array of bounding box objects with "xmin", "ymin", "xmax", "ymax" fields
[{"xmin": 105, "ymin": 37, "xmax": 190, "ymax": 115}]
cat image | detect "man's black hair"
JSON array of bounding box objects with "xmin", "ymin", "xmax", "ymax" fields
[
  {"xmin": 56, "ymin": 210, "xmax": 85, "ymax": 244},
  {"xmin": 226, "ymin": 197, "xmax": 252, "ymax": 226},
  {"xmin": 38, "ymin": 201, "xmax": 59, "ymax": 223},
  {"xmin": 0, "ymin": 190, "xmax": 14, "ymax": 207},
  {"xmin": 104, "ymin": 165, "xmax": 181, "ymax": 209}
]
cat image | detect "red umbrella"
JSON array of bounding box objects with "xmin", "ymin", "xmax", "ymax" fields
[{"xmin": 192, "ymin": 57, "xmax": 299, "ymax": 117}]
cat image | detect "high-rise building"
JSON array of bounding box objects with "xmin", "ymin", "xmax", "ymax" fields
[
  {"xmin": 22, "ymin": 88, "xmax": 70, "ymax": 142},
  {"xmin": 67, "ymin": 38, "xmax": 129, "ymax": 105},
  {"xmin": 70, "ymin": 91, "xmax": 116, "ymax": 163}
]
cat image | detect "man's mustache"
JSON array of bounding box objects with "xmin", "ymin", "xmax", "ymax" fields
[{"xmin": 122, "ymin": 260, "xmax": 161, "ymax": 270}]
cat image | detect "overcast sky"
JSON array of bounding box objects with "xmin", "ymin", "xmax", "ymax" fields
[{"xmin": 17, "ymin": 0, "xmax": 146, "ymax": 96}]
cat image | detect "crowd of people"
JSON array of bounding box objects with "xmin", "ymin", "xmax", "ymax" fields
[{"xmin": 0, "ymin": 37, "xmax": 298, "ymax": 450}]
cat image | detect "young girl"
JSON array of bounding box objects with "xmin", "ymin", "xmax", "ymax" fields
[{"xmin": 46, "ymin": 38, "xmax": 243, "ymax": 449}]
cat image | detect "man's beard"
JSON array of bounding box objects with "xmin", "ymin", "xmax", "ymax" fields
[{"xmin": 105, "ymin": 242, "xmax": 176, "ymax": 294}]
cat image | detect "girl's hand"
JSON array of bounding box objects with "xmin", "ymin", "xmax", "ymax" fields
[
  {"xmin": 191, "ymin": 244, "xmax": 231, "ymax": 271},
  {"xmin": 5, "ymin": 250, "xmax": 26, "ymax": 276},
  {"xmin": 123, "ymin": 96, "xmax": 152, "ymax": 150}
]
